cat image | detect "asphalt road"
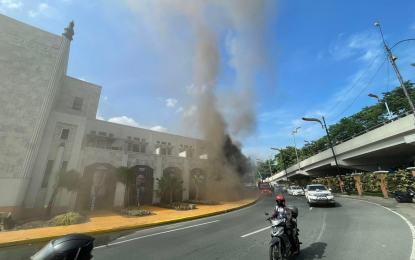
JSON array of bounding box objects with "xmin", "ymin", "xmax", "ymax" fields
[{"xmin": 0, "ymin": 195, "xmax": 413, "ymax": 260}]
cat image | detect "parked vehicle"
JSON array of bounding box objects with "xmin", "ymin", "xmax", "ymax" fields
[
  {"xmin": 273, "ymin": 184, "xmax": 287, "ymax": 193},
  {"xmin": 265, "ymin": 205, "xmax": 301, "ymax": 260},
  {"xmin": 287, "ymin": 186, "xmax": 304, "ymax": 196},
  {"xmin": 258, "ymin": 182, "xmax": 273, "ymax": 196},
  {"xmin": 395, "ymin": 187, "xmax": 415, "ymax": 203},
  {"xmin": 305, "ymin": 184, "xmax": 335, "ymax": 207}
]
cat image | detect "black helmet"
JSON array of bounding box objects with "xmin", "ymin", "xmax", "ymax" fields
[{"xmin": 31, "ymin": 233, "xmax": 95, "ymax": 260}]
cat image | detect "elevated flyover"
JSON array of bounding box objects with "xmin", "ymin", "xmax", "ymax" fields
[{"xmin": 267, "ymin": 112, "xmax": 415, "ymax": 182}]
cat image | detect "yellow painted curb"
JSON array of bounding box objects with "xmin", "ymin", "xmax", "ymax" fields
[{"xmin": 0, "ymin": 197, "xmax": 261, "ymax": 248}]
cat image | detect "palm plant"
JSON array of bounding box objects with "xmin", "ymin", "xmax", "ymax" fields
[
  {"xmin": 44, "ymin": 169, "xmax": 81, "ymax": 219},
  {"xmin": 116, "ymin": 166, "xmax": 134, "ymax": 208},
  {"xmin": 156, "ymin": 175, "xmax": 185, "ymax": 204},
  {"xmin": 192, "ymin": 172, "xmax": 205, "ymax": 200}
]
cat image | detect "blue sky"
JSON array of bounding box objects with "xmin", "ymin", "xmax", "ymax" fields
[{"xmin": 2, "ymin": 0, "xmax": 415, "ymax": 160}]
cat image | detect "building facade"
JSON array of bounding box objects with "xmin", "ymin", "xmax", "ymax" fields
[{"xmin": 0, "ymin": 14, "xmax": 208, "ymax": 219}]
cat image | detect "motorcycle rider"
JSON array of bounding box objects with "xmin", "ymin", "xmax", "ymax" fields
[{"xmin": 271, "ymin": 195, "xmax": 297, "ymax": 253}]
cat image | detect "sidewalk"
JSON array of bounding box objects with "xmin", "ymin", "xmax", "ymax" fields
[
  {"xmin": 0, "ymin": 197, "xmax": 259, "ymax": 248},
  {"xmin": 335, "ymin": 194, "xmax": 415, "ymax": 225}
]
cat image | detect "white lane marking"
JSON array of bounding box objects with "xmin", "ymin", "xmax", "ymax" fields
[
  {"xmin": 309, "ymin": 207, "xmax": 313, "ymax": 210},
  {"xmin": 316, "ymin": 212, "xmax": 327, "ymax": 241},
  {"xmin": 241, "ymin": 226, "xmax": 270, "ymax": 238},
  {"xmin": 112, "ymin": 197, "xmax": 265, "ymax": 236},
  {"xmin": 341, "ymin": 198, "xmax": 415, "ymax": 260},
  {"xmin": 94, "ymin": 220, "xmax": 220, "ymax": 249}
]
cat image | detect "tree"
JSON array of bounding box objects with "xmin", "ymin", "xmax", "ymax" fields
[
  {"xmin": 116, "ymin": 166, "xmax": 134, "ymax": 208},
  {"xmin": 44, "ymin": 169, "xmax": 81, "ymax": 219},
  {"xmin": 192, "ymin": 172, "xmax": 205, "ymax": 200},
  {"xmin": 382, "ymin": 81, "xmax": 415, "ymax": 115},
  {"xmin": 155, "ymin": 175, "xmax": 185, "ymax": 204}
]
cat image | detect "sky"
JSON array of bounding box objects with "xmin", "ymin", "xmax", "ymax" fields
[{"xmin": 2, "ymin": 0, "xmax": 415, "ymax": 160}]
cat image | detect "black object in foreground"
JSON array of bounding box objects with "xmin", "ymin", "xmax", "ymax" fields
[{"xmin": 30, "ymin": 233, "xmax": 95, "ymax": 260}]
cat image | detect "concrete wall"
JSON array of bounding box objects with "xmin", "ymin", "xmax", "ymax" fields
[
  {"xmin": 0, "ymin": 14, "xmax": 61, "ymax": 179},
  {"xmin": 54, "ymin": 76, "xmax": 101, "ymax": 119}
]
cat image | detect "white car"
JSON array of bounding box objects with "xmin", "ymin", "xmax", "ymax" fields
[
  {"xmin": 287, "ymin": 186, "xmax": 304, "ymax": 196},
  {"xmin": 305, "ymin": 184, "xmax": 335, "ymax": 207}
]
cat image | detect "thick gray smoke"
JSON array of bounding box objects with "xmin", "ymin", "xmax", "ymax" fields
[{"xmin": 124, "ymin": 0, "xmax": 274, "ymax": 193}]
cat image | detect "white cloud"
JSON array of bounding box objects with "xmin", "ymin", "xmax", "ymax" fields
[
  {"xmin": 184, "ymin": 105, "xmax": 198, "ymax": 118},
  {"xmin": 108, "ymin": 116, "xmax": 140, "ymax": 127},
  {"xmin": 96, "ymin": 112, "xmax": 105, "ymax": 121},
  {"xmin": 150, "ymin": 126, "xmax": 168, "ymax": 133},
  {"xmin": 0, "ymin": 0, "xmax": 23, "ymax": 11},
  {"xmin": 103, "ymin": 95, "xmax": 108, "ymax": 101},
  {"xmin": 185, "ymin": 84, "xmax": 207, "ymax": 96},
  {"xmin": 175, "ymin": 107, "xmax": 184, "ymax": 113},
  {"xmin": 28, "ymin": 3, "xmax": 58, "ymax": 18},
  {"xmin": 165, "ymin": 98, "xmax": 177, "ymax": 108},
  {"xmin": 329, "ymin": 32, "xmax": 382, "ymax": 61},
  {"xmin": 80, "ymin": 77, "xmax": 86, "ymax": 81},
  {"xmin": 107, "ymin": 116, "xmax": 168, "ymax": 133}
]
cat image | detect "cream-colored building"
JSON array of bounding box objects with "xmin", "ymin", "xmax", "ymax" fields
[{"xmin": 0, "ymin": 14, "xmax": 208, "ymax": 220}]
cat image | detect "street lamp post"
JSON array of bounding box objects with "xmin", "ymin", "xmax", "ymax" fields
[
  {"xmin": 302, "ymin": 116, "xmax": 346, "ymax": 192},
  {"xmin": 271, "ymin": 148, "xmax": 289, "ymax": 181},
  {"xmin": 368, "ymin": 93, "xmax": 393, "ymax": 119},
  {"xmin": 291, "ymin": 127, "xmax": 301, "ymax": 170},
  {"xmin": 375, "ymin": 22, "xmax": 415, "ymax": 120}
]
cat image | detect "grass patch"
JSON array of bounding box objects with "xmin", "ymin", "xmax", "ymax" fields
[
  {"xmin": 152, "ymin": 203, "xmax": 197, "ymax": 211},
  {"xmin": 5, "ymin": 212, "xmax": 89, "ymax": 232},
  {"xmin": 183, "ymin": 200, "xmax": 221, "ymax": 205}
]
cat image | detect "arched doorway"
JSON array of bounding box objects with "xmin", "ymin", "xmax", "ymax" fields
[
  {"xmin": 75, "ymin": 163, "xmax": 117, "ymax": 211},
  {"xmin": 162, "ymin": 167, "xmax": 183, "ymax": 202},
  {"xmin": 189, "ymin": 168, "xmax": 206, "ymax": 200},
  {"xmin": 128, "ymin": 165, "xmax": 154, "ymax": 206}
]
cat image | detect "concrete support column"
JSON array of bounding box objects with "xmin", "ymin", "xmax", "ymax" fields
[
  {"xmin": 183, "ymin": 160, "xmax": 190, "ymax": 201},
  {"xmin": 20, "ymin": 22, "xmax": 74, "ymax": 180},
  {"xmin": 338, "ymin": 177, "xmax": 345, "ymax": 194},
  {"xmin": 374, "ymin": 171, "xmax": 389, "ymax": 199},
  {"xmin": 45, "ymin": 143, "xmax": 65, "ymax": 206},
  {"xmin": 352, "ymin": 175, "xmax": 362, "ymax": 196},
  {"xmin": 327, "ymin": 179, "xmax": 332, "ymax": 190},
  {"xmin": 152, "ymin": 156, "xmax": 163, "ymax": 204},
  {"xmin": 407, "ymin": 167, "xmax": 415, "ymax": 177}
]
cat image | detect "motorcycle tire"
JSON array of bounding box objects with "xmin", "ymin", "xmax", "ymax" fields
[
  {"xmin": 269, "ymin": 244, "xmax": 283, "ymax": 260},
  {"xmin": 294, "ymin": 243, "xmax": 300, "ymax": 256},
  {"xmin": 395, "ymin": 197, "xmax": 402, "ymax": 203},
  {"xmin": 412, "ymin": 197, "xmax": 415, "ymax": 204}
]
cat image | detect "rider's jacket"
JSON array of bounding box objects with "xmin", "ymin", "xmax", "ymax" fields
[{"xmin": 271, "ymin": 206, "xmax": 292, "ymax": 226}]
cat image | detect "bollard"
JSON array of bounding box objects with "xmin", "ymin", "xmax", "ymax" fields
[
  {"xmin": 352, "ymin": 175, "xmax": 362, "ymax": 196},
  {"xmin": 374, "ymin": 171, "xmax": 389, "ymax": 199}
]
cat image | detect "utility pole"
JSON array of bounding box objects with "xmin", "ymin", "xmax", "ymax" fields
[
  {"xmin": 322, "ymin": 116, "xmax": 342, "ymax": 178},
  {"xmin": 291, "ymin": 127, "xmax": 301, "ymax": 170},
  {"xmin": 375, "ymin": 22, "xmax": 415, "ymax": 120}
]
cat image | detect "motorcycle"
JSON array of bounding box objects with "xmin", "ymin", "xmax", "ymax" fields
[
  {"xmin": 265, "ymin": 206, "xmax": 301, "ymax": 260},
  {"xmin": 394, "ymin": 187, "xmax": 415, "ymax": 203}
]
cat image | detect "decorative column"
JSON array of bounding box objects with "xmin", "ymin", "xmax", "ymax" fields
[
  {"xmin": 374, "ymin": 171, "xmax": 389, "ymax": 199},
  {"xmin": 352, "ymin": 174, "xmax": 362, "ymax": 196},
  {"xmin": 327, "ymin": 178, "xmax": 332, "ymax": 190},
  {"xmin": 20, "ymin": 21, "xmax": 75, "ymax": 180},
  {"xmin": 338, "ymin": 176, "xmax": 345, "ymax": 194},
  {"xmin": 407, "ymin": 167, "xmax": 415, "ymax": 178},
  {"xmin": 45, "ymin": 143, "xmax": 65, "ymax": 206}
]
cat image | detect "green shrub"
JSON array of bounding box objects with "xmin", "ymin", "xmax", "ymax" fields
[
  {"xmin": 183, "ymin": 200, "xmax": 220, "ymax": 205},
  {"xmin": 52, "ymin": 212, "xmax": 87, "ymax": 226},
  {"xmin": 120, "ymin": 207, "xmax": 151, "ymax": 216},
  {"xmin": 153, "ymin": 203, "xmax": 196, "ymax": 210}
]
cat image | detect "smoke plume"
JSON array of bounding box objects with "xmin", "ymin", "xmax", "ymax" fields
[{"xmin": 124, "ymin": 0, "xmax": 274, "ymax": 199}]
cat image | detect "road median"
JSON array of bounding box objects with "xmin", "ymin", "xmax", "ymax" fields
[{"xmin": 0, "ymin": 197, "xmax": 260, "ymax": 248}]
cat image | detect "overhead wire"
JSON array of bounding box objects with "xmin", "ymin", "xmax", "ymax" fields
[
  {"xmin": 299, "ymin": 48, "xmax": 384, "ymax": 133},
  {"xmin": 328, "ymin": 57, "xmax": 388, "ymax": 124}
]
